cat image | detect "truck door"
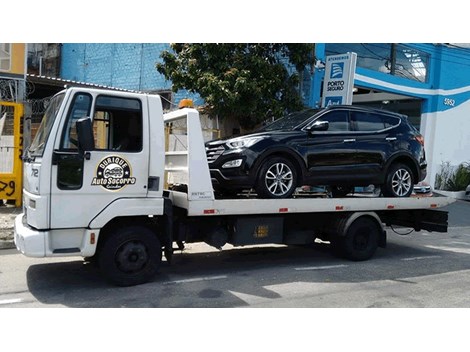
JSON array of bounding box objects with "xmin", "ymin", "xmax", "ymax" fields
[{"xmin": 50, "ymin": 92, "xmax": 149, "ymax": 229}]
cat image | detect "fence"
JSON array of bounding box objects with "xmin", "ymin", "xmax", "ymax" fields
[{"xmin": 0, "ymin": 102, "xmax": 23, "ymax": 206}]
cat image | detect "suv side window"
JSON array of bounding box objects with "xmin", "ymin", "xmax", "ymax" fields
[
  {"xmin": 382, "ymin": 115, "xmax": 400, "ymax": 128},
  {"xmin": 316, "ymin": 110, "xmax": 350, "ymax": 132},
  {"xmin": 351, "ymin": 111, "xmax": 385, "ymax": 132}
]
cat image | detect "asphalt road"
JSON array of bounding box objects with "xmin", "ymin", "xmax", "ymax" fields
[
  {"xmin": 1, "ymin": 202, "xmax": 469, "ymax": 308},
  {"xmin": 2, "ymin": 201, "xmax": 469, "ymax": 350}
]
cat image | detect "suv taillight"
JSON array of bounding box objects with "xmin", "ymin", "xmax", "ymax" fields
[{"xmin": 415, "ymin": 135, "xmax": 424, "ymax": 146}]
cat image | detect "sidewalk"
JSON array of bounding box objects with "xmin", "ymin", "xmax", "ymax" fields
[{"xmin": 0, "ymin": 203, "xmax": 21, "ymax": 249}]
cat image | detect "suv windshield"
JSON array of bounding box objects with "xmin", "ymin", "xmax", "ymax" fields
[
  {"xmin": 29, "ymin": 92, "xmax": 65, "ymax": 156},
  {"xmin": 260, "ymin": 108, "xmax": 320, "ymax": 132}
]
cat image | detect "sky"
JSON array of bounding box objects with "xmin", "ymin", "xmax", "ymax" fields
[{"xmin": 3, "ymin": 1, "xmax": 469, "ymax": 43}]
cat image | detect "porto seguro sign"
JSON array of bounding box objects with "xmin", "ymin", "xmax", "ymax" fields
[{"xmin": 321, "ymin": 52, "xmax": 357, "ymax": 107}]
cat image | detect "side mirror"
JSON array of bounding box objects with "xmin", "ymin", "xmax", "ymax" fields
[
  {"xmin": 76, "ymin": 117, "xmax": 94, "ymax": 153},
  {"xmin": 306, "ymin": 120, "xmax": 329, "ymax": 132}
]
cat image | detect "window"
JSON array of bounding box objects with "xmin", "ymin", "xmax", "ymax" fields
[
  {"xmin": 316, "ymin": 110, "xmax": 350, "ymax": 132},
  {"xmin": 0, "ymin": 43, "xmax": 11, "ymax": 71},
  {"xmin": 382, "ymin": 115, "xmax": 400, "ymax": 129},
  {"xmin": 325, "ymin": 43, "xmax": 429, "ymax": 83},
  {"xmin": 60, "ymin": 93, "xmax": 92, "ymax": 150},
  {"xmin": 351, "ymin": 112, "xmax": 385, "ymax": 132},
  {"xmin": 92, "ymin": 95, "xmax": 142, "ymax": 152}
]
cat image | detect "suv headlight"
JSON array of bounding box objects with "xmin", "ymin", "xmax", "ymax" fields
[{"xmin": 226, "ymin": 136, "xmax": 263, "ymax": 149}]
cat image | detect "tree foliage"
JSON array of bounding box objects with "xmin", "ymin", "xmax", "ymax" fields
[{"xmin": 156, "ymin": 43, "xmax": 314, "ymax": 129}]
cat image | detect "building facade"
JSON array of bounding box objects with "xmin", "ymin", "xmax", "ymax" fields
[
  {"xmin": 311, "ymin": 43, "xmax": 470, "ymax": 188},
  {"xmin": 59, "ymin": 43, "xmax": 470, "ymax": 188}
]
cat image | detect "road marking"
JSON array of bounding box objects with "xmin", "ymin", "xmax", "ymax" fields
[
  {"xmin": 164, "ymin": 275, "xmax": 227, "ymax": 285},
  {"xmin": 401, "ymin": 255, "xmax": 441, "ymax": 261},
  {"xmin": 0, "ymin": 298, "xmax": 22, "ymax": 305},
  {"xmin": 449, "ymin": 241, "xmax": 470, "ymax": 246},
  {"xmin": 295, "ymin": 264, "xmax": 348, "ymax": 271}
]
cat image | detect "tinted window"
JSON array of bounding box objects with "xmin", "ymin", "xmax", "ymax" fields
[
  {"xmin": 351, "ymin": 112, "xmax": 385, "ymax": 132},
  {"xmin": 316, "ymin": 110, "xmax": 350, "ymax": 132},
  {"xmin": 261, "ymin": 109, "xmax": 320, "ymax": 131},
  {"xmin": 383, "ymin": 115, "xmax": 400, "ymax": 128}
]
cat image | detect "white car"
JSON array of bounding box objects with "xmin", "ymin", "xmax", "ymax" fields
[{"xmin": 466, "ymin": 184, "xmax": 470, "ymax": 200}]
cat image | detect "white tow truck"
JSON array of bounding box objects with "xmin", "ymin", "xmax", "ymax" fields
[{"xmin": 14, "ymin": 87, "xmax": 454, "ymax": 286}]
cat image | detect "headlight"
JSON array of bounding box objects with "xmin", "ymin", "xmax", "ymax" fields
[
  {"xmin": 226, "ymin": 137, "xmax": 263, "ymax": 149},
  {"xmin": 222, "ymin": 159, "xmax": 243, "ymax": 168}
]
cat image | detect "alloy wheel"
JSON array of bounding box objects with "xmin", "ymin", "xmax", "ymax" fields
[
  {"xmin": 391, "ymin": 168, "xmax": 412, "ymax": 197},
  {"xmin": 264, "ymin": 162, "xmax": 294, "ymax": 197}
]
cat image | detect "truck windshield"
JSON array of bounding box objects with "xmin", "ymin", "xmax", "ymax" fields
[{"xmin": 29, "ymin": 92, "xmax": 65, "ymax": 157}]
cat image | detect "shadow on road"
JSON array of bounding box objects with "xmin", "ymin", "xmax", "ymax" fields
[{"xmin": 25, "ymin": 237, "xmax": 470, "ymax": 308}]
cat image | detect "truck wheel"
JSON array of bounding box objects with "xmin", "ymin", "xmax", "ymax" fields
[
  {"xmin": 255, "ymin": 157, "xmax": 298, "ymax": 199},
  {"xmin": 98, "ymin": 226, "xmax": 162, "ymax": 286},
  {"xmin": 382, "ymin": 163, "xmax": 413, "ymax": 197},
  {"xmin": 336, "ymin": 216, "xmax": 380, "ymax": 261}
]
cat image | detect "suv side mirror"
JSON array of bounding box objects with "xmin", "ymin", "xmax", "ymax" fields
[
  {"xmin": 76, "ymin": 117, "xmax": 94, "ymax": 153},
  {"xmin": 306, "ymin": 120, "xmax": 329, "ymax": 132}
]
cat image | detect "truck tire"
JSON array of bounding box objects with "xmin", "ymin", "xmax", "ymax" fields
[
  {"xmin": 98, "ymin": 226, "xmax": 162, "ymax": 286},
  {"xmin": 255, "ymin": 156, "xmax": 298, "ymax": 199},
  {"xmin": 335, "ymin": 216, "xmax": 380, "ymax": 261}
]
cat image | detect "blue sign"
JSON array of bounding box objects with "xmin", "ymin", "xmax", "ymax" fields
[
  {"xmin": 325, "ymin": 96, "xmax": 343, "ymax": 106},
  {"xmin": 330, "ymin": 62, "xmax": 344, "ymax": 79},
  {"xmin": 322, "ymin": 53, "xmax": 357, "ymax": 107}
]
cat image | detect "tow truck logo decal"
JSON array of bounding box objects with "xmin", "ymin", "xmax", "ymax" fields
[{"xmin": 91, "ymin": 156, "xmax": 136, "ymax": 191}]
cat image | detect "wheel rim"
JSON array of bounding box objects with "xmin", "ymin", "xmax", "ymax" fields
[
  {"xmin": 264, "ymin": 162, "xmax": 294, "ymax": 196},
  {"xmin": 391, "ymin": 168, "xmax": 412, "ymax": 196},
  {"xmin": 115, "ymin": 240, "xmax": 149, "ymax": 273}
]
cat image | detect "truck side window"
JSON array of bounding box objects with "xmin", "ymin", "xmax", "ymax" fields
[
  {"xmin": 93, "ymin": 96, "xmax": 142, "ymax": 152},
  {"xmin": 60, "ymin": 93, "xmax": 92, "ymax": 150}
]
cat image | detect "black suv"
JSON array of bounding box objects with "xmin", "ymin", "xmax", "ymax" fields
[{"xmin": 205, "ymin": 105, "xmax": 427, "ymax": 198}]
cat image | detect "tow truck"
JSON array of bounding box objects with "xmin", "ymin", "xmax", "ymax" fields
[{"xmin": 14, "ymin": 87, "xmax": 454, "ymax": 286}]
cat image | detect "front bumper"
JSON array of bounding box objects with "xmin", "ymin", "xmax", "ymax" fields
[
  {"xmin": 14, "ymin": 213, "xmax": 98, "ymax": 258},
  {"xmin": 14, "ymin": 213, "xmax": 46, "ymax": 257}
]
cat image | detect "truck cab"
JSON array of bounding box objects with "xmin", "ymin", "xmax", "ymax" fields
[{"xmin": 17, "ymin": 87, "xmax": 166, "ymax": 258}]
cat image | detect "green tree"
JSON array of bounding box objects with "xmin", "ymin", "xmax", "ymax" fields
[{"xmin": 156, "ymin": 43, "xmax": 314, "ymax": 130}]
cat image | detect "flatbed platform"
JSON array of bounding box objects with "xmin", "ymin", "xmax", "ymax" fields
[{"xmin": 168, "ymin": 191, "xmax": 455, "ymax": 216}]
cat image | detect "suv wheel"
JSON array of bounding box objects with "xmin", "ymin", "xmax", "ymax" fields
[
  {"xmin": 256, "ymin": 157, "xmax": 297, "ymax": 199},
  {"xmin": 383, "ymin": 163, "xmax": 413, "ymax": 197}
]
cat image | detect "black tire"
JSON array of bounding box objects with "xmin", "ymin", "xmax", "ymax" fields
[
  {"xmin": 336, "ymin": 216, "xmax": 380, "ymax": 261},
  {"xmin": 255, "ymin": 156, "xmax": 298, "ymax": 199},
  {"xmin": 98, "ymin": 226, "xmax": 162, "ymax": 286},
  {"xmin": 331, "ymin": 186, "xmax": 353, "ymax": 198},
  {"xmin": 382, "ymin": 163, "xmax": 414, "ymax": 197}
]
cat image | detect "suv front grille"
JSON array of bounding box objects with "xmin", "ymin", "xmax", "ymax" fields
[{"xmin": 206, "ymin": 145, "xmax": 225, "ymax": 163}]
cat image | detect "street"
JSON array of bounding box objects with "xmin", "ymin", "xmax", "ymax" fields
[{"xmin": 1, "ymin": 200, "xmax": 469, "ymax": 308}]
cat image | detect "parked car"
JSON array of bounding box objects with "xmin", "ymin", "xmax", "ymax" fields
[
  {"xmin": 205, "ymin": 105, "xmax": 427, "ymax": 199},
  {"xmin": 465, "ymin": 184, "xmax": 470, "ymax": 201}
]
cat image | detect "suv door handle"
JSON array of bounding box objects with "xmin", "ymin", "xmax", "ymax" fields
[
  {"xmin": 343, "ymin": 139, "xmax": 356, "ymax": 143},
  {"xmin": 386, "ymin": 137, "xmax": 397, "ymax": 142}
]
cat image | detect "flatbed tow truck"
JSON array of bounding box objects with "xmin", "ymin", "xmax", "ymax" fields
[{"xmin": 14, "ymin": 87, "xmax": 454, "ymax": 286}]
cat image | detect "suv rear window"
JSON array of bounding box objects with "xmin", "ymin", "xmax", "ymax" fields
[{"xmin": 351, "ymin": 111, "xmax": 400, "ymax": 132}]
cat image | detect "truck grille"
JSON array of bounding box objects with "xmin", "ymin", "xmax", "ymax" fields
[{"xmin": 206, "ymin": 145, "xmax": 225, "ymax": 163}]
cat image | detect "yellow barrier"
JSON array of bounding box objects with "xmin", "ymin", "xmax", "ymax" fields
[{"xmin": 0, "ymin": 102, "xmax": 23, "ymax": 207}]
